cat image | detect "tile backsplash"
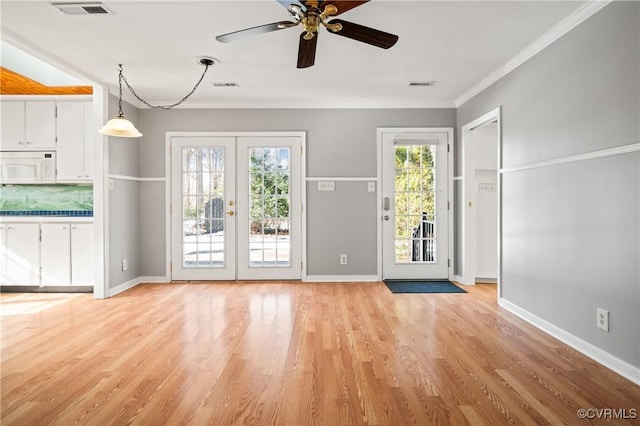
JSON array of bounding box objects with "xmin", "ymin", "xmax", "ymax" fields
[{"xmin": 0, "ymin": 185, "xmax": 93, "ymax": 216}]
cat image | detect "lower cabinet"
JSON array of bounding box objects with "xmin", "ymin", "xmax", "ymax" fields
[
  {"xmin": 0, "ymin": 223, "xmax": 40, "ymax": 285},
  {"xmin": 1, "ymin": 222, "xmax": 94, "ymax": 287},
  {"xmin": 41, "ymin": 223, "xmax": 94, "ymax": 286},
  {"xmin": 41, "ymin": 223, "xmax": 71, "ymax": 285},
  {"xmin": 70, "ymin": 223, "xmax": 94, "ymax": 285}
]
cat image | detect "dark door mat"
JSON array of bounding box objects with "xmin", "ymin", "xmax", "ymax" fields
[{"xmin": 383, "ymin": 280, "xmax": 467, "ymax": 294}]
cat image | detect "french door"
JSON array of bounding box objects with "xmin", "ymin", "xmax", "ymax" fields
[
  {"xmin": 380, "ymin": 129, "xmax": 451, "ymax": 279},
  {"xmin": 170, "ymin": 134, "xmax": 302, "ymax": 280}
]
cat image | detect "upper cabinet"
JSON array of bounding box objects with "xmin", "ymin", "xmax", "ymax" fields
[
  {"xmin": 0, "ymin": 98, "xmax": 94, "ymax": 182},
  {"xmin": 0, "ymin": 101, "xmax": 56, "ymax": 150},
  {"xmin": 56, "ymin": 101, "xmax": 93, "ymax": 181}
]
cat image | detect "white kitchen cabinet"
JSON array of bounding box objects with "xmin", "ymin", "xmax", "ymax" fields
[
  {"xmin": 1, "ymin": 102, "xmax": 25, "ymax": 149},
  {"xmin": 70, "ymin": 223, "xmax": 94, "ymax": 285},
  {"xmin": 0, "ymin": 221, "xmax": 94, "ymax": 288},
  {"xmin": 41, "ymin": 223, "xmax": 72, "ymax": 285},
  {"xmin": 40, "ymin": 222, "xmax": 94, "ymax": 286},
  {"xmin": 83, "ymin": 101, "xmax": 94, "ymax": 180},
  {"xmin": 0, "ymin": 101, "xmax": 56, "ymax": 150},
  {"xmin": 0, "ymin": 223, "xmax": 40, "ymax": 285},
  {"xmin": 56, "ymin": 101, "xmax": 93, "ymax": 181}
]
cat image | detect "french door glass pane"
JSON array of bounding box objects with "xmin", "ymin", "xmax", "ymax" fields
[
  {"xmin": 248, "ymin": 147, "xmax": 291, "ymax": 268},
  {"xmin": 182, "ymin": 147, "xmax": 225, "ymax": 268},
  {"xmin": 394, "ymin": 144, "xmax": 437, "ymax": 263}
]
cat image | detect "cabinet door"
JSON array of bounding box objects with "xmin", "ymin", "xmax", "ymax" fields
[
  {"xmin": 56, "ymin": 102, "xmax": 85, "ymax": 181},
  {"xmin": 83, "ymin": 102, "xmax": 94, "ymax": 180},
  {"xmin": 4, "ymin": 223, "xmax": 40, "ymax": 285},
  {"xmin": 41, "ymin": 223, "xmax": 72, "ymax": 285},
  {"xmin": 0, "ymin": 225, "xmax": 8, "ymax": 284},
  {"xmin": 0, "ymin": 102, "xmax": 26, "ymax": 149},
  {"xmin": 71, "ymin": 223, "xmax": 94, "ymax": 285},
  {"xmin": 25, "ymin": 102, "xmax": 56, "ymax": 149}
]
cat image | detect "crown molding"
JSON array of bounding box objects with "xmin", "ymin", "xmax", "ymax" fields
[
  {"xmin": 129, "ymin": 99, "xmax": 457, "ymax": 110},
  {"xmin": 454, "ymin": 0, "xmax": 612, "ymax": 108}
]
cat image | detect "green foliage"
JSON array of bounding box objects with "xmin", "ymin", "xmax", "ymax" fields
[
  {"xmin": 394, "ymin": 145, "xmax": 436, "ymax": 220},
  {"xmin": 250, "ymin": 148, "xmax": 290, "ymax": 234}
]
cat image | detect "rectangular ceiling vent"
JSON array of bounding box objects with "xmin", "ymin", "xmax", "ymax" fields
[
  {"xmin": 211, "ymin": 82, "xmax": 240, "ymax": 88},
  {"xmin": 52, "ymin": 2, "xmax": 113, "ymax": 15},
  {"xmin": 409, "ymin": 81, "xmax": 437, "ymax": 87}
]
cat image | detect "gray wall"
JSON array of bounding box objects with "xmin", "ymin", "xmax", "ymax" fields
[
  {"xmin": 136, "ymin": 108, "xmax": 456, "ymax": 276},
  {"xmin": 107, "ymin": 96, "xmax": 141, "ymax": 288},
  {"xmin": 457, "ymin": 2, "xmax": 639, "ymax": 367}
]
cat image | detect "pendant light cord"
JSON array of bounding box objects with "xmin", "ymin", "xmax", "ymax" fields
[{"xmin": 117, "ymin": 63, "xmax": 211, "ymax": 111}]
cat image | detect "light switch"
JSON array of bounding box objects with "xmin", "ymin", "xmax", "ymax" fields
[
  {"xmin": 479, "ymin": 183, "xmax": 496, "ymax": 193},
  {"xmin": 318, "ymin": 181, "xmax": 335, "ymax": 191}
]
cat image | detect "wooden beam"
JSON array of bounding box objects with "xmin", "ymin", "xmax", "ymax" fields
[{"xmin": 0, "ymin": 66, "xmax": 92, "ymax": 95}]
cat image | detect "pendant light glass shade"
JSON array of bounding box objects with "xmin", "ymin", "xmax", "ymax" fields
[{"xmin": 99, "ymin": 116, "xmax": 142, "ymax": 138}]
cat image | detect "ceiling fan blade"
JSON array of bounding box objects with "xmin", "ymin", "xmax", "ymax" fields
[
  {"xmin": 297, "ymin": 32, "xmax": 318, "ymax": 68},
  {"xmin": 318, "ymin": 1, "xmax": 369, "ymax": 16},
  {"xmin": 327, "ymin": 19, "xmax": 398, "ymax": 49},
  {"xmin": 216, "ymin": 21, "xmax": 298, "ymax": 43}
]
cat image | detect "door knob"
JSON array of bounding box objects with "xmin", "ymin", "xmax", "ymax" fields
[
  {"xmin": 227, "ymin": 211, "xmax": 235, "ymax": 216},
  {"xmin": 384, "ymin": 215, "xmax": 389, "ymax": 221}
]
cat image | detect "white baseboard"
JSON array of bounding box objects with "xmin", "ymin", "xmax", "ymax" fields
[
  {"xmin": 107, "ymin": 276, "xmax": 168, "ymax": 297},
  {"xmin": 304, "ymin": 275, "xmax": 380, "ymax": 282},
  {"xmin": 137, "ymin": 276, "xmax": 169, "ymax": 283},
  {"xmin": 499, "ymin": 298, "xmax": 640, "ymax": 386},
  {"xmin": 107, "ymin": 277, "xmax": 143, "ymax": 297}
]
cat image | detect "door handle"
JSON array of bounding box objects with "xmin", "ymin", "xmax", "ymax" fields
[
  {"xmin": 383, "ymin": 197, "xmax": 390, "ymax": 211},
  {"xmin": 227, "ymin": 211, "xmax": 235, "ymax": 216},
  {"xmin": 384, "ymin": 215, "xmax": 389, "ymax": 221}
]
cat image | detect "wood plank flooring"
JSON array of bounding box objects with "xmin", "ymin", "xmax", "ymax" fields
[{"xmin": 1, "ymin": 282, "xmax": 638, "ymax": 425}]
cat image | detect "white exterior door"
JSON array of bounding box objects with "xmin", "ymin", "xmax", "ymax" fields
[
  {"xmin": 171, "ymin": 137, "xmax": 237, "ymax": 280},
  {"xmin": 170, "ymin": 134, "xmax": 302, "ymax": 281},
  {"xmin": 381, "ymin": 129, "xmax": 451, "ymax": 279},
  {"xmin": 236, "ymin": 137, "xmax": 302, "ymax": 280}
]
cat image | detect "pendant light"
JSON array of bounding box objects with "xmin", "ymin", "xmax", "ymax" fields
[{"xmin": 99, "ymin": 58, "xmax": 215, "ymax": 138}]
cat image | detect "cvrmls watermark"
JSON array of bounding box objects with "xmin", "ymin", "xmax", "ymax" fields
[{"xmin": 576, "ymin": 408, "xmax": 637, "ymax": 420}]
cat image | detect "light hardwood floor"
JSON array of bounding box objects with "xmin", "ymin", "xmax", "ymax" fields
[{"xmin": 1, "ymin": 282, "xmax": 638, "ymax": 425}]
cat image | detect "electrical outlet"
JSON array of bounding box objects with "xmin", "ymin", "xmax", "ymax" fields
[
  {"xmin": 597, "ymin": 308, "xmax": 609, "ymax": 331},
  {"xmin": 122, "ymin": 258, "xmax": 128, "ymax": 271},
  {"xmin": 340, "ymin": 254, "xmax": 348, "ymax": 265}
]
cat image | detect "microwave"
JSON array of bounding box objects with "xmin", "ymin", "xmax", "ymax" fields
[{"xmin": 0, "ymin": 151, "xmax": 56, "ymax": 184}]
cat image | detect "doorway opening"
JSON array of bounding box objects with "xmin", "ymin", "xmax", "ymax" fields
[{"xmin": 460, "ymin": 108, "xmax": 501, "ymax": 294}]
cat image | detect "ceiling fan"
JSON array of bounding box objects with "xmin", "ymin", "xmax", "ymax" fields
[{"xmin": 215, "ymin": 0, "xmax": 399, "ymax": 68}]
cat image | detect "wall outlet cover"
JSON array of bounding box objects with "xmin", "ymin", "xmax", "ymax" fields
[{"xmin": 597, "ymin": 308, "xmax": 609, "ymax": 331}]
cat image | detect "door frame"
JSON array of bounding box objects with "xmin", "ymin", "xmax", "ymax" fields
[
  {"xmin": 459, "ymin": 107, "xmax": 502, "ymax": 296},
  {"xmin": 164, "ymin": 131, "xmax": 307, "ymax": 281},
  {"xmin": 376, "ymin": 127, "xmax": 454, "ymax": 281}
]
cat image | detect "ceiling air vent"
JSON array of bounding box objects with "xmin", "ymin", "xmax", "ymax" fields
[
  {"xmin": 52, "ymin": 2, "xmax": 113, "ymax": 15},
  {"xmin": 211, "ymin": 82, "xmax": 240, "ymax": 88},
  {"xmin": 409, "ymin": 81, "xmax": 437, "ymax": 87}
]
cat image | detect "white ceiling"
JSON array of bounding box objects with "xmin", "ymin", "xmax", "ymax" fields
[{"xmin": 0, "ymin": 0, "xmax": 585, "ymax": 108}]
